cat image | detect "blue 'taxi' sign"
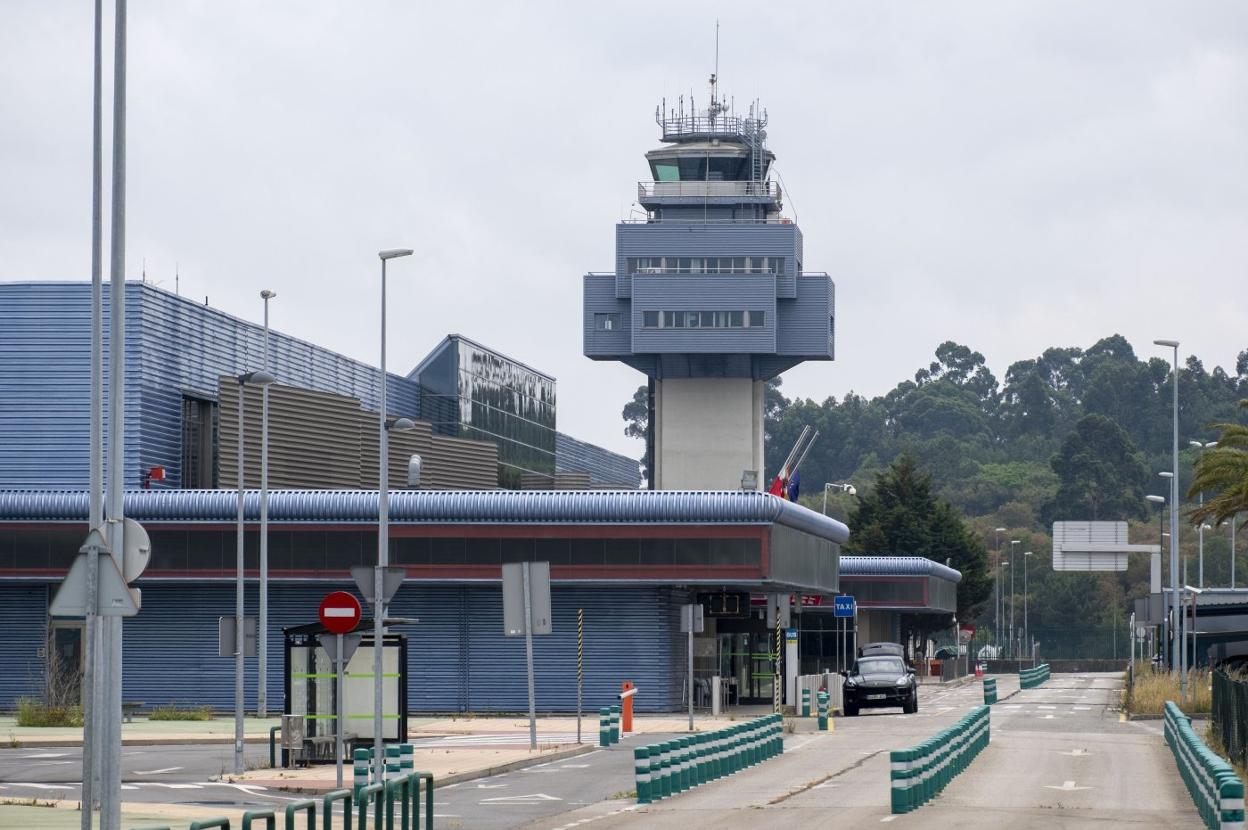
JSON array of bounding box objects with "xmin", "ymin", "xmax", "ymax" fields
[{"xmin": 833, "ymin": 595, "xmax": 856, "ymax": 618}]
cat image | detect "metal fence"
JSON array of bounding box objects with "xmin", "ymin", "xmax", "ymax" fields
[
  {"xmin": 1212, "ymin": 668, "xmax": 1248, "ymax": 771},
  {"xmin": 968, "ymin": 624, "xmax": 1131, "ymax": 661}
]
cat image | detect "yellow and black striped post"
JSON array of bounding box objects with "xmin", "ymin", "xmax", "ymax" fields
[{"xmin": 577, "ymin": 608, "xmax": 584, "ymax": 744}]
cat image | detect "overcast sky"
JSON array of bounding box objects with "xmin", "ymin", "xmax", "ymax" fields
[{"xmin": 3, "ymin": 2, "xmax": 1246, "ymax": 459}]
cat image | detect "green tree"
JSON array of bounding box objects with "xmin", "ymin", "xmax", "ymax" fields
[
  {"xmin": 1044, "ymin": 414, "xmax": 1148, "ymax": 523},
  {"xmin": 846, "ymin": 455, "xmax": 992, "ymax": 624},
  {"xmin": 622, "ymin": 385, "xmax": 649, "ymax": 483},
  {"xmin": 1189, "ymin": 400, "xmax": 1248, "ymax": 527}
]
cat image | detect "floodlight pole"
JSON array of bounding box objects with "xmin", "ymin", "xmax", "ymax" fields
[
  {"xmin": 375, "ymin": 248, "xmax": 412, "ymax": 782},
  {"xmin": 82, "ymin": 0, "xmax": 105, "ymax": 824},
  {"xmin": 101, "ymin": 1, "xmax": 129, "ymax": 824},
  {"xmin": 258, "ymin": 289, "xmax": 275, "ymax": 719},
  {"xmin": 1156, "ymin": 339, "xmax": 1181, "ymax": 676},
  {"xmin": 235, "ymin": 375, "xmax": 247, "ymax": 775}
]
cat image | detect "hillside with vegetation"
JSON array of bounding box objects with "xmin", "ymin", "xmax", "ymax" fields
[{"xmin": 624, "ymin": 334, "xmax": 1248, "ymax": 651}]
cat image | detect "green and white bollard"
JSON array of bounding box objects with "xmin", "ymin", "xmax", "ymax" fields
[
  {"xmin": 817, "ymin": 690, "xmax": 829, "ymax": 731},
  {"xmin": 801, "ymin": 687, "xmax": 811, "ymax": 717},
  {"xmin": 599, "ymin": 707, "xmax": 611, "ymax": 747},
  {"xmin": 353, "ymin": 747, "xmax": 371, "ymax": 798},
  {"xmin": 634, "ymin": 746, "xmax": 651, "ymax": 804},
  {"xmin": 609, "ymin": 705, "xmax": 621, "ymax": 744},
  {"xmin": 400, "ymin": 742, "xmax": 414, "ymax": 777},
  {"xmin": 385, "ymin": 745, "xmax": 401, "ymax": 780}
]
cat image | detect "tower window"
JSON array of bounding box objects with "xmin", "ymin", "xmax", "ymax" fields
[{"xmin": 640, "ymin": 311, "xmax": 767, "ymax": 329}]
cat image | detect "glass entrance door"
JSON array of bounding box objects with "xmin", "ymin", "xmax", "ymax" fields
[
  {"xmin": 49, "ymin": 621, "xmax": 84, "ymax": 705},
  {"xmin": 718, "ymin": 632, "xmax": 775, "ymax": 704}
]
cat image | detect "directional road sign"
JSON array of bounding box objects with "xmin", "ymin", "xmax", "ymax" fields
[
  {"xmin": 351, "ymin": 565, "xmax": 405, "ymax": 606},
  {"xmin": 49, "ymin": 529, "xmax": 140, "ymax": 617},
  {"xmin": 319, "ymin": 591, "xmax": 362, "ymax": 635},
  {"xmin": 833, "ymin": 595, "xmax": 856, "ymax": 618}
]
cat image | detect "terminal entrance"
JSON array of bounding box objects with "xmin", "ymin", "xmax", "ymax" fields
[{"xmin": 715, "ymin": 627, "xmax": 778, "ymax": 705}]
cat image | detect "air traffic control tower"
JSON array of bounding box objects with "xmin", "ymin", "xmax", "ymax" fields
[{"xmin": 583, "ymin": 86, "xmax": 835, "ymax": 489}]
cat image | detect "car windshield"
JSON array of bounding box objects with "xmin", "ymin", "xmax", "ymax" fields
[{"xmin": 855, "ymin": 657, "xmax": 905, "ymax": 675}]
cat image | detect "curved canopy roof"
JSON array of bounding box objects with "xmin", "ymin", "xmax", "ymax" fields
[
  {"xmin": 0, "ymin": 489, "xmax": 850, "ymax": 544},
  {"xmin": 839, "ymin": 556, "xmax": 962, "ymax": 583}
]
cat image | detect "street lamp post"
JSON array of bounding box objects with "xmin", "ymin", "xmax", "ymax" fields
[
  {"xmin": 1147, "ymin": 494, "xmax": 1167, "ymax": 667},
  {"xmin": 258, "ymin": 289, "xmax": 276, "ymax": 719},
  {"xmin": 1155, "ymin": 339, "xmax": 1181, "ymax": 675},
  {"xmin": 1190, "ymin": 441, "xmax": 1217, "ymax": 588},
  {"xmin": 821, "ymin": 482, "xmax": 856, "ymax": 515},
  {"xmin": 1009, "ymin": 540, "xmax": 1019, "ymax": 658},
  {"xmin": 1161, "ymin": 470, "xmax": 1179, "ymax": 671},
  {"xmin": 994, "ymin": 528, "xmax": 1005, "ymax": 654},
  {"xmin": 235, "ymin": 370, "xmax": 275, "ymax": 775},
  {"xmin": 374, "ymin": 248, "xmax": 413, "ymax": 783},
  {"xmin": 1023, "ymin": 551, "xmax": 1033, "ymax": 666}
]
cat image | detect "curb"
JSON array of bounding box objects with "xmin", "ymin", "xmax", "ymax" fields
[{"xmin": 254, "ymin": 742, "xmax": 599, "ymax": 795}]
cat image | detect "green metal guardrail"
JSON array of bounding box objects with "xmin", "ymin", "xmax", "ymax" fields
[
  {"xmin": 634, "ymin": 713, "xmax": 783, "ymax": 804},
  {"xmin": 1213, "ymin": 668, "xmax": 1248, "ymax": 773},
  {"xmin": 983, "ymin": 678, "xmax": 997, "ymax": 705},
  {"xmin": 1164, "ymin": 701, "xmax": 1246, "ymax": 830},
  {"xmin": 890, "ymin": 705, "xmax": 990, "ymax": 814},
  {"xmin": 1019, "ymin": 664, "xmax": 1050, "ymax": 689},
  {"xmin": 127, "ymin": 770, "xmax": 435, "ymax": 830}
]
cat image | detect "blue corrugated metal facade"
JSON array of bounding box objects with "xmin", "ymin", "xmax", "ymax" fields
[
  {"xmin": 0, "ymin": 282, "xmax": 418, "ymax": 490},
  {"xmin": 0, "ymin": 282, "xmax": 636, "ymax": 493},
  {"xmin": 5, "ymin": 581, "xmax": 680, "ymax": 713},
  {"xmin": 0, "ymin": 585, "xmax": 48, "ymax": 703}
]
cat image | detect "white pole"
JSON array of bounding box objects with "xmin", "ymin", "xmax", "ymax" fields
[
  {"xmin": 374, "ymin": 256, "xmax": 388, "ymax": 783},
  {"xmin": 101, "ymin": 1, "xmax": 128, "ymax": 823},
  {"xmin": 687, "ymin": 621, "xmax": 694, "ymax": 731},
  {"xmin": 258, "ymin": 292, "xmax": 272, "ymax": 718},
  {"xmin": 523, "ymin": 561, "xmax": 537, "ymax": 750},
  {"xmin": 1233, "ymin": 515, "xmax": 1238, "ymax": 590},
  {"xmin": 82, "ymin": 0, "xmax": 104, "ymax": 823},
  {"xmin": 336, "ymin": 633, "xmax": 344, "ymax": 789},
  {"xmin": 1198, "ymin": 492, "xmax": 1205, "ymax": 589},
  {"xmin": 235, "ymin": 377, "xmax": 246, "ymax": 775}
]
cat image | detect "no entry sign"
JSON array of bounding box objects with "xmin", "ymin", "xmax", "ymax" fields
[{"xmin": 319, "ymin": 591, "xmax": 362, "ymax": 634}]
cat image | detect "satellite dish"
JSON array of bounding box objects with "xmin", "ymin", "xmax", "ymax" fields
[{"xmin": 122, "ymin": 518, "xmax": 151, "ymax": 583}]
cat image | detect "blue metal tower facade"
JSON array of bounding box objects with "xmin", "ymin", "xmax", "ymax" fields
[{"xmin": 583, "ymin": 88, "xmax": 835, "ymax": 488}]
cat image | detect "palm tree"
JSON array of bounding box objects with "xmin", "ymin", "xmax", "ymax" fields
[{"xmin": 1188, "ymin": 400, "xmax": 1248, "ymax": 527}]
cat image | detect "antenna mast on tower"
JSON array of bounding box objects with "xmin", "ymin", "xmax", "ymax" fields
[{"xmin": 708, "ymin": 20, "xmax": 725, "ymax": 125}]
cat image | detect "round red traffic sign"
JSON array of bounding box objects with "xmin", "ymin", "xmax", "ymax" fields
[{"xmin": 319, "ymin": 591, "xmax": 362, "ymax": 634}]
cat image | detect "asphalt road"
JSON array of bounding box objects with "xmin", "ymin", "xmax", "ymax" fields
[
  {"xmin": 0, "ymin": 677, "xmax": 1206, "ymax": 829},
  {"xmin": 521, "ymin": 673, "xmax": 1203, "ymax": 830}
]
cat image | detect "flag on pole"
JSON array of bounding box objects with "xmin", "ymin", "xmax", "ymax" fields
[{"xmin": 787, "ymin": 471, "xmax": 801, "ymax": 502}]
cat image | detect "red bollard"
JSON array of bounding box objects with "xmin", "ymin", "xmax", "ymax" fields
[{"xmin": 620, "ymin": 681, "xmax": 636, "ymax": 733}]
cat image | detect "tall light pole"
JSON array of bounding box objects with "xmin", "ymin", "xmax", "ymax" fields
[
  {"xmin": 821, "ymin": 482, "xmax": 856, "ymax": 515},
  {"xmin": 375, "ymin": 248, "xmax": 413, "ymax": 783},
  {"xmin": 258, "ymin": 289, "xmax": 276, "ymax": 719},
  {"xmin": 1155, "ymin": 339, "xmax": 1181, "ymax": 674},
  {"xmin": 1009, "ymin": 540, "xmax": 1019, "ymax": 658},
  {"xmin": 235, "ymin": 370, "xmax": 275, "ymax": 774},
  {"xmin": 1023, "ymin": 551, "xmax": 1033, "ymax": 665},
  {"xmin": 1161, "ymin": 469, "xmax": 1179, "ymax": 671},
  {"xmin": 994, "ymin": 528, "xmax": 1005, "ymax": 653},
  {"xmin": 1189, "ymin": 440, "xmax": 1217, "ymax": 588},
  {"xmin": 1233, "ymin": 514, "xmax": 1238, "ymax": 590}
]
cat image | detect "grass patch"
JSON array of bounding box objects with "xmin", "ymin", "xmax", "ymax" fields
[
  {"xmin": 1122, "ymin": 661, "xmax": 1211, "ymax": 716},
  {"xmin": 14, "ymin": 697, "xmax": 83, "ymax": 727},
  {"xmin": 147, "ymin": 704, "xmax": 213, "ymax": 721}
]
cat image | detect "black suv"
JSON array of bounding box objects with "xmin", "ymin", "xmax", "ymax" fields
[{"xmin": 841, "ymin": 652, "xmax": 918, "ymax": 716}]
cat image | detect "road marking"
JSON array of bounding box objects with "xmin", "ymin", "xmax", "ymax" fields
[
  {"xmin": 1073, "ymin": 706, "xmax": 1091, "ymax": 710},
  {"xmin": 480, "ymin": 792, "xmax": 562, "ymax": 803},
  {"xmin": 477, "ymin": 783, "xmax": 509, "ymax": 789},
  {"xmin": 147, "ymin": 782, "xmax": 203, "ymax": 789},
  {"xmin": 135, "ymin": 766, "xmax": 183, "ymax": 775},
  {"xmin": 881, "ymin": 815, "xmax": 899, "ymax": 822},
  {"xmin": 2, "ymin": 782, "xmax": 74, "ymax": 791},
  {"xmin": 1059, "ymin": 749, "xmax": 1089, "ymax": 757},
  {"xmin": 1045, "ymin": 780, "xmax": 1092, "ymax": 791},
  {"xmin": 1037, "ymin": 705, "xmax": 1057, "ymax": 710},
  {"xmin": 23, "ymin": 753, "xmax": 68, "ymax": 759},
  {"xmin": 1038, "ymin": 714, "xmax": 1056, "ymax": 719},
  {"xmin": 559, "ymin": 763, "xmax": 590, "ymax": 769}
]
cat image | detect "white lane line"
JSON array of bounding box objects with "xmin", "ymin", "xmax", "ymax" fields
[
  {"xmin": 480, "ymin": 792, "xmax": 562, "ymax": 803},
  {"xmin": 1044, "ymin": 780, "xmax": 1092, "ymax": 791},
  {"xmin": 134, "ymin": 766, "xmax": 183, "ymax": 775},
  {"xmin": 1073, "ymin": 706, "xmax": 1091, "ymax": 710},
  {"xmin": 881, "ymin": 815, "xmax": 899, "ymax": 822},
  {"xmin": 22, "ymin": 753, "xmax": 69, "ymax": 759}
]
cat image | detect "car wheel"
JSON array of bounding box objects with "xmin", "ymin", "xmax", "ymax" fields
[{"xmin": 904, "ymin": 694, "xmax": 918, "ymax": 714}]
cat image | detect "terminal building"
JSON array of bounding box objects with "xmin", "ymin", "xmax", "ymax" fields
[{"xmin": 0, "ymin": 87, "xmax": 965, "ymax": 717}]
